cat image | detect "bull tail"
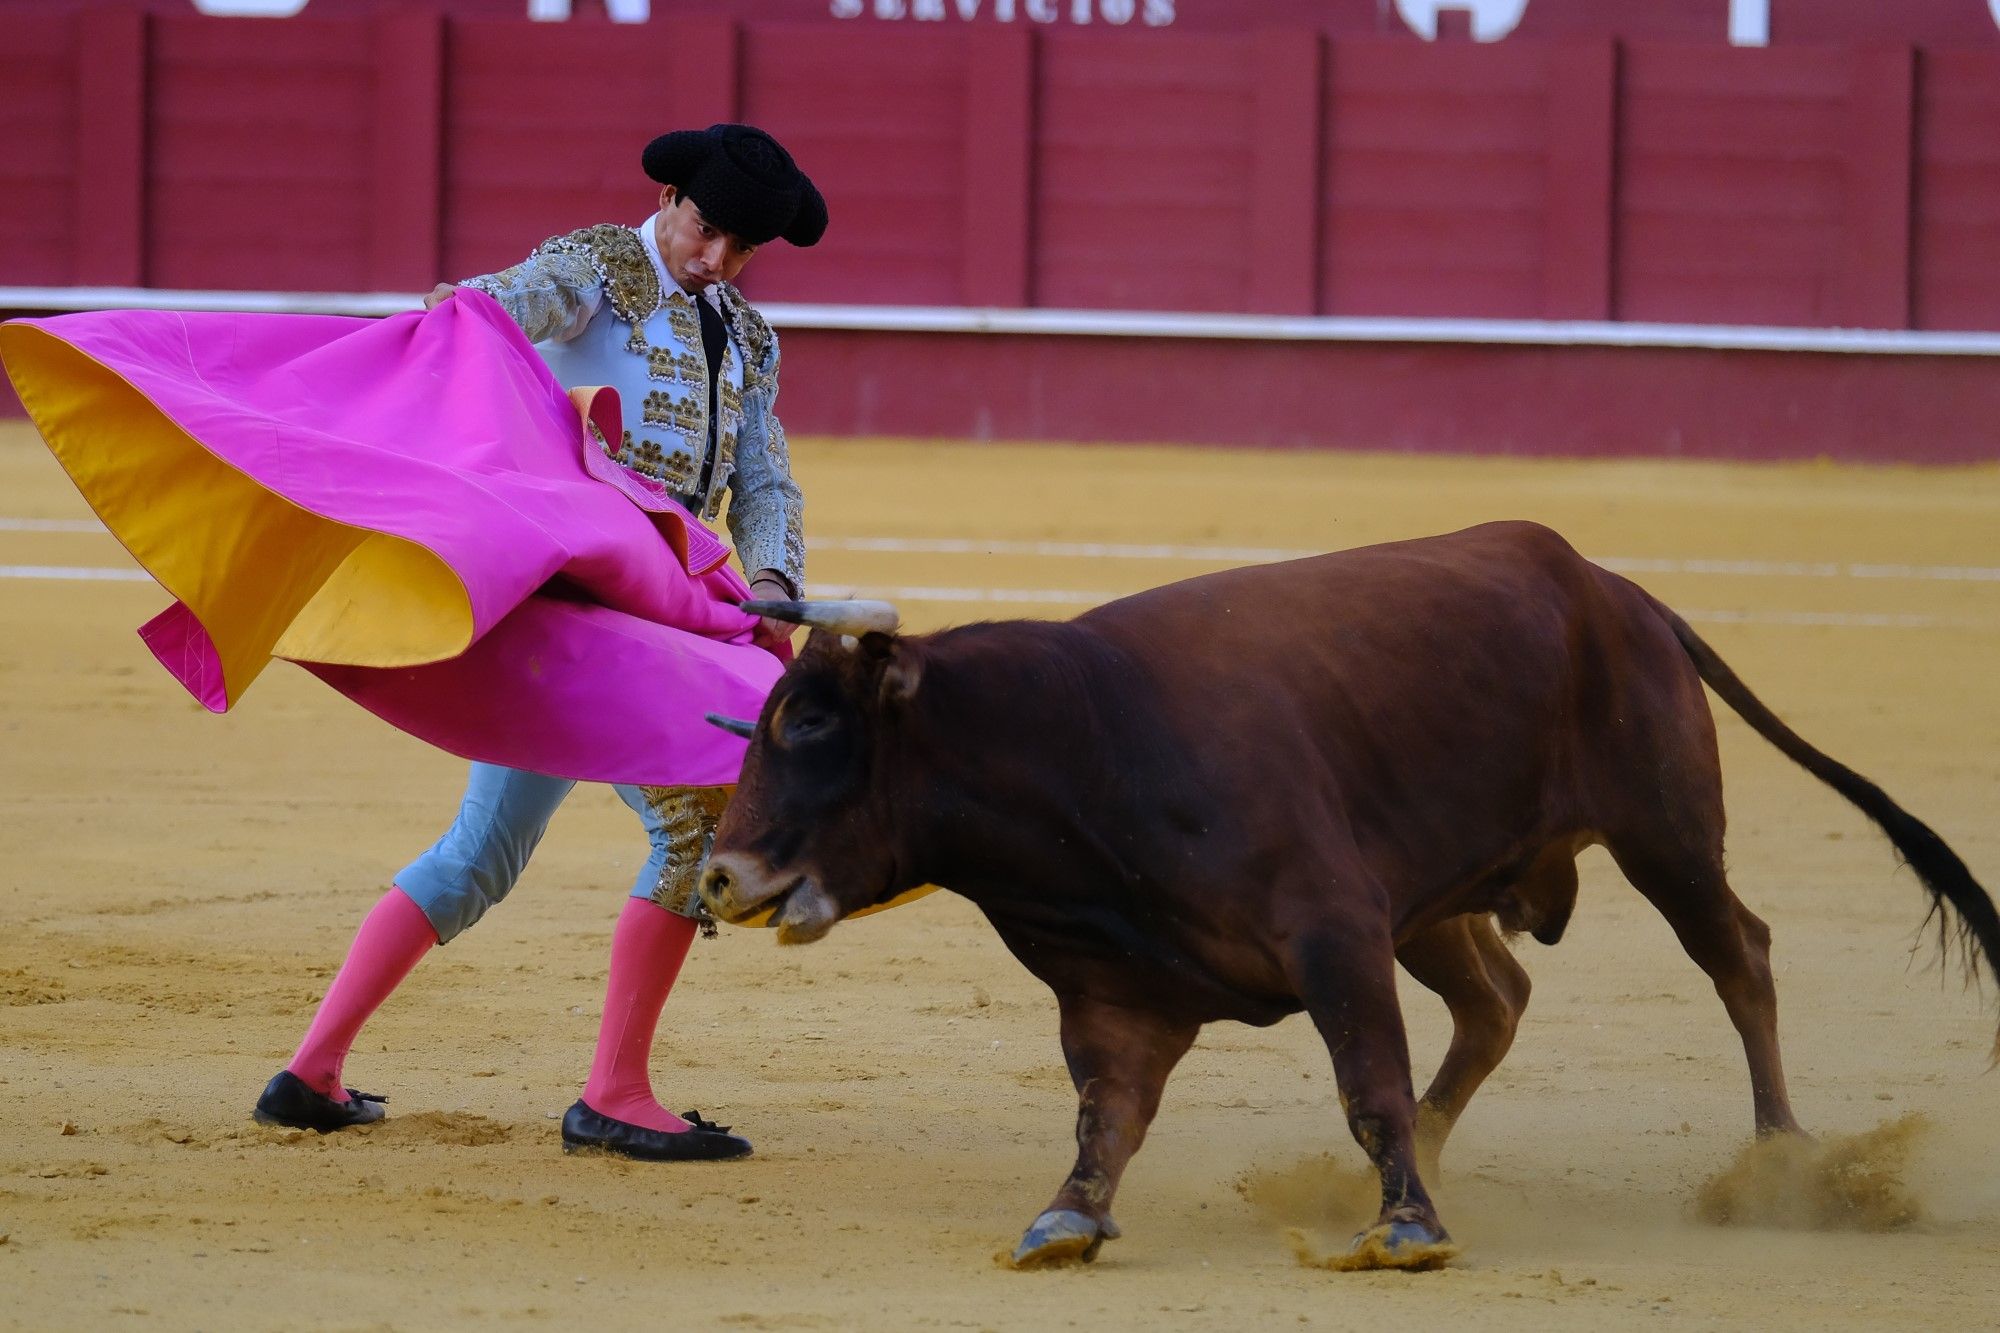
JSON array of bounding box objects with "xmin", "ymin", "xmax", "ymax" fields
[{"xmin": 1655, "ymin": 601, "xmax": 2000, "ymax": 1059}]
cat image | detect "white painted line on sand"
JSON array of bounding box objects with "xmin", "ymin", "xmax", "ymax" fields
[
  {"xmin": 806, "ymin": 583, "xmax": 1974, "ymax": 630},
  {"xmin": 0, "ymin": 563, "xmax": 1978, "ymax": 629},
  {"xmin": 1598, "ymin": 556, "xmax": 2000, "ymax": 583},
  {"xmin": 12, "ymin": 518, "xmax": 1998, "ymax": 584},
  {"xmin": 1674, "ymin": 608, "xmax": 1954, "ymax": 629},
  {"xmin": 0, "ymin": 518, "xmax": 107, "ymax": 532},
  {"xmin": 0, "ymin": 564, "xmax": 150, "ymax": 582},
  {"xmin": 811, "ymin": 535, "xmax": 2000, "ymax": 584},
  {"xmin": 813, "ymin": 535, "xmax": 1310, "ymax": 563},
  {"xmin": 807, "ymin": 583, "xmax": 1108, "ymax": 606}
]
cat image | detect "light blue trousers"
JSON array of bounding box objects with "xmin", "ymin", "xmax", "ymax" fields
[{"xmin": 396, "ymin": 762, "xmax": 684, "ymax": 944}]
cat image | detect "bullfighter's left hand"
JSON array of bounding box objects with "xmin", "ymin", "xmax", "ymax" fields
[{"xmin": 748, "ymin": 571, "xmax": 798, "ymax": 652}]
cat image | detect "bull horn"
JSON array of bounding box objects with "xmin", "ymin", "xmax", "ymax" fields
[
  {"xmin": 704, "ymin": 712, "xmax": 757, "ymax": 739},
  {"xmin": 741, "ymin": 599, "xmax": 901, "ymax": 637}
]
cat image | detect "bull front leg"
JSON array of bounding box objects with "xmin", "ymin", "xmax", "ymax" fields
[
  {"xmin": 1288, "ymin": 908, "xmax": 1457, "ymax": 1268},
  {"xmin": 1008, "ymin": 994, "xmax": 1198, "ymax": 1268}
]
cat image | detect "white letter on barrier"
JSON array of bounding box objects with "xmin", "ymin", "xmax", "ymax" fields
[
  {"xmin": 1728, "ymin": 0, "xmax": 1769, "ymax": 46},
  {"xmin": 1394, "ymin": 0, "xmax": 1529, "ymax": 42},
  {"xmin": 191, "ymin": 0, "xmax": 310, "ymax": 13}
]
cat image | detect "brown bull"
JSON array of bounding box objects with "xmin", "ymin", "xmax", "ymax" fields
[{"xmin": 698, "ymin": 521, "xmax": 2000, "ymax": 1268}]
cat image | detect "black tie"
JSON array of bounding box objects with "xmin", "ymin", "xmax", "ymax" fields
[{"xmin": 695, "ymin": 295, "xmax": 729, "ymax": 497}]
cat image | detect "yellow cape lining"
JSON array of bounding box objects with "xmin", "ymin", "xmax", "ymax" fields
[{"xmin": 0, "ymin": 323, "xmax": 474, "ymax": 707}]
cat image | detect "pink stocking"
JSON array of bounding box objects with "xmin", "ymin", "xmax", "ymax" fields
[
  {"xmin": 286, "ymin": 887, "xmax": 438, "ymax": 1099},
  {"xmin": 580, "ymin": 897, "xmax": 698, "ymax": 1132}
]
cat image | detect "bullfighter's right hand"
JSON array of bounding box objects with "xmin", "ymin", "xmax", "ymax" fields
[{"xmin": 422, "ymin": 283, "xmax": 458, "ymax": 310}]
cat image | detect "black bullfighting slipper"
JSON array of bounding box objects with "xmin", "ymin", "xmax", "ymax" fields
[
  {"xmin": 253, "ymin": 1069, "xmax": 388, "ymax": 1133},
  {"xmin": 560, "ymin": 1100, "xmax": 753, "ymax": 1161}
]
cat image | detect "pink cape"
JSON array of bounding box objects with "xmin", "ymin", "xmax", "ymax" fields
[{"xmin": 0, "ymin": 291, "xmax": 781, "ymax": 787}]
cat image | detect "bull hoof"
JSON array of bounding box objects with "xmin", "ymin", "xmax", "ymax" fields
[
  {"xmin": 1007, "ymin": 1209, "xmax": 1108, "ymax": 1269},
  {"xmin": 1339, "ymin": 1219, "xmax": 1458, "ymax": 1272},
  {"xmin": 1369, "ymin": 1220, "xmax": 1446, "ymax": 1252}
]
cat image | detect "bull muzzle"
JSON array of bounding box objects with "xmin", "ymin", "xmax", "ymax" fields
[{"xmin": 699, "ymin": 851, "xmax": 842, "ymax": 945}]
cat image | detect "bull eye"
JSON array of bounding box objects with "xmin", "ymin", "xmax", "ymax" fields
[{"xmin": 780, "ymin": 708, "xmax": 835, "ymax": 744}]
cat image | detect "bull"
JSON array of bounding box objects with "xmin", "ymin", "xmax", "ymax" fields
[{"xmin": 697, "ymin": 521, "xmax": 2000, "ymax": 1268}]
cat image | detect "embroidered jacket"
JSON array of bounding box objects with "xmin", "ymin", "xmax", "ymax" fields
[{"xmin": 459, "ymin": 222, "xmax": 805, "ymax": 593}]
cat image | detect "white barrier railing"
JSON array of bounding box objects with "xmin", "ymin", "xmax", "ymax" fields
[{"xmin": 4, "ymin": 286, "xmax": 1998, "ymax": 357}]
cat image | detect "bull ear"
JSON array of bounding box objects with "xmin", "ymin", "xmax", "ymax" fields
[{"xmin": 875, "ymin": 636, "xmax": 922, "ymax": 705}]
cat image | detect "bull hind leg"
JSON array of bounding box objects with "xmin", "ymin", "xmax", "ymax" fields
[
  {"xmin": 1607, "ymin": 831, "xmax": 1805, "ymax": 1138},
  {"xmin": 1288, "ymin": 903, "xmax": 1455, "ymax": 1265},
  {"xmin": 1397, "ymin": 913, "xmax": 1532, "ymax": 1172},
  {"xmin": 1008, "ymin": 995, "xmax": 1198, "ymax": 1268}
]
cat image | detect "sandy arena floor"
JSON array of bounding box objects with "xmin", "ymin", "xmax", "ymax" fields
[{"xmin": 2, "ymin": 422, "xmax": 1997, "ymax": 1330}]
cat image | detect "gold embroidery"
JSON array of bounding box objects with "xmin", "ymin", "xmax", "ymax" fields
[
  {"xmin": 646, "ymin": 344, "xmax": 706, "ymax": 385},
  {"xmin": 639, "ymin": 784, "xmax": 735, "ymax": 918},
  {"xmin": 628, "ymin": 434, "xmax": 662, "ymax": 471},
  {"xmin": 641, "ymin": 389, "xmax": 707, "ymax": 437},
  {"xmin": 656, "ymin": 447, "xmax": 696, "ymax": 488},
  {"xmin": 536, "ymin": 224, "xmax": 661, "ymax": 326},
  {"xmin": 666, "ymin": 301, "xmax": 702, "ymax": 350},
  {"xmin": 617, "ymin": 426, "xmax": 696, "ymax": 488}
]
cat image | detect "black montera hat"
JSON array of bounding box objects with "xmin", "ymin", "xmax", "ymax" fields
[{"xmin": 642, "ymin": 124, "xmax": 828, "ymax": 248}]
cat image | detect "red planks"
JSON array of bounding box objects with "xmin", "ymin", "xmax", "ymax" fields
[
  {"xmin": 1033, "ymin": 30, "xmax": 1258, "ymax": 312},
  {"xmin": 1247, "ymin": 29, "xmax": 1322, "ymax": 315},
  {"xmin": 960, "ymin": 28, "xmax": 1036, "ymax": 308},
  {"xmin": 440, "ymin": 19, "xmax": 691, "ymax": 282},
  {"xmin": 1540, "ymin": 39, "xmax": 1617, "ymax": 320},
  {"xmin": 74, "ymin": 9, "xmax": 147, "ymax": 287},
  {"xmin": 1615, "ymin": 44, "xmax": 1857, "ymax": 326},
  {"xmin": 367, "ymin": 11, "xmax": 444, "ymax": 293},
  {"xmin": 1321, "ymin": 39, "xmax": 1557, "ymax": 318},
  {"xmin": 775, "ymin": 328, "xmax": 2000, "ymax": 463},
  {"xmin": 2, "ymin": 10, "xmax": 1995, "ymax": 335},
  {"xmin": 0, "ymin": 14, "xmax": 80, "ymax": 285},
  {"xmin": 146, "ymin": 16, "xmax": 374, "ymax": 291},
  {"xmin": 1912, "ymin": 50, "xmax": 2000, "ymax": 332},
  {"xmin": 1832, "ymin": 45, "xmax": 1914, "ymax": 329},
  {"xmin": 737, "ymin": 24, "xmax": 969, "ymax": 306},
  {"xmin": 11, "ymin": 0, "xmax": 1993, "ymax": 48}
]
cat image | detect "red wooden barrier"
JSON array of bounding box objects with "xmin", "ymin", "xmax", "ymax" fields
[
  {"xmin": 739, "ymin": 24, "xmax": 971, "ymax": 306},
  {"xmin": 1912, "ymin": 49, "xmax": 2000, "ymax": 332},
  {"xmin": 147, "ymin": 15, "xmax": 377, "ymax": 291},
  {"xmin": 11, "ymin": 12, "xmax": 1992, "ymax": 332},
  {"xmin": 774, "ymin": 326, "xmax": 2000, "ymax": 462},
  {"xmin": 0, "ymin": 13, "xmax": 80, "ymax": 286},
  {"xmin": 4, "ymin": 10, "xmax": 1998, "ymax": 463},
  {"xmin": 2, "ymin": 0, "xmax": 1996, "ymax": 47},
  {"xmin": 1322, "ymin": 39, "xmax": 1563, "ymax": 318}
]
